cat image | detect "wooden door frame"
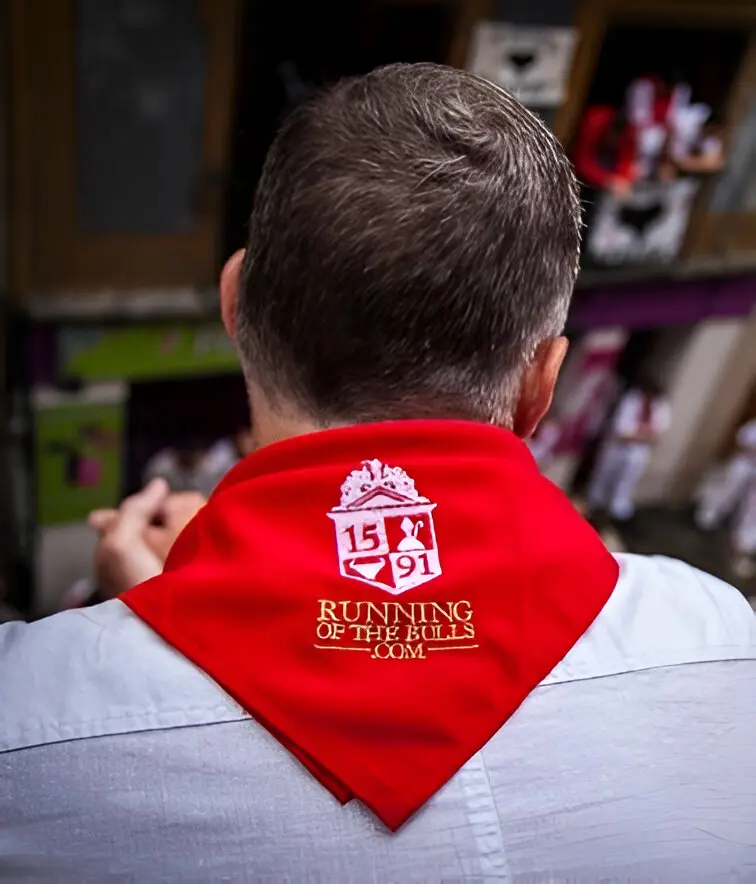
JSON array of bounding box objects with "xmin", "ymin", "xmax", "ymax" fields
[
  {"xmin": 9, "ymin": 0, "xmax": 241, "ymax": 296},
  {"xmin": 683, "ymin": 31, "xmax": 756, "ymax": 260},
  {"xmin": 447, "ymin": 0, "xmax": 493, "ymax": 69}
]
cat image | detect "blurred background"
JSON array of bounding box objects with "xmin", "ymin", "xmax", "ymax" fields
[{"xmin": 1, "ymin": 0, "xmax": 756, "ymax": 620}]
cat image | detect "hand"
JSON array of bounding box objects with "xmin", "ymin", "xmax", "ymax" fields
[
  {"xmin": 143, "ymin": 490, "xmax": 207, "ymax": 561},
  {"xmin": 675, "ymin": 153, "xmax": 725, "ymax": 174},
  {"xmin": 609, "ymin": 177, "xmax": 632, "ymax": 201},
  {"xmin": 89, "ymin": 481, "xmax": 206, "ymax": 599}
]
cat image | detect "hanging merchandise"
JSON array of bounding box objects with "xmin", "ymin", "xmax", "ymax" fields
[
  {"xmin": 467, "ymin": 22, "xmax": 576, "ymax": 107},
  {"xmin": 574, "ymin": 75, "xmax": 724, "ymax": 197},
  {"xmin": 586, "ymin": 179, "xmax": 700, "ymax": 266},
  {"xmin": 571, "ymin": 24, "xmax": 744, "ymax": 268}
]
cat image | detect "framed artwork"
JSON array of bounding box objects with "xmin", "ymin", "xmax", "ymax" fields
[
  {"xmin": 467, "ymin": 22, "xmax": 577, "ymax": 107},
  {"xmin": 586, "ymin": 179, "xmax": 700, "ymax": 266}
]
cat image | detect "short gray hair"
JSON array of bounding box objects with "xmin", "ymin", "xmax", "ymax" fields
[{"xmin": 238, "ymin": 63, "xmax": 581, "ymax": 426}]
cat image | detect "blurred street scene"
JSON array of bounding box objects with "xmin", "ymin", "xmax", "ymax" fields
[{"xmin": 2, "ymin": 0, "xmax": 756, "ymax": 619}]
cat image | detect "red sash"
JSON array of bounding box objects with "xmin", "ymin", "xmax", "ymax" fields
[{"xmin": 124, "ymin": 420, "xmax": 618, "ymax": 830}]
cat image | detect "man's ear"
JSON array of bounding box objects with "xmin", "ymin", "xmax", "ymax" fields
[
  {"xmin": 219, "ymin": 249, "xmax": 246, "ymax": 342},
  {"xmin": 512, "ymin": 337, "xmax": 569, "ymax": 439}
]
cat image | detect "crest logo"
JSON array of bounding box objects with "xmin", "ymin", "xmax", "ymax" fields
[{"xmin": 328, "ymin": 459, "xmax": 442, "ymax": 594}]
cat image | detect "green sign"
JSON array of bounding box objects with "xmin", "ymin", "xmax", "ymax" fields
[
  {"xmin": 35, "ymin": 392, "xmax": 125, "ymax": 526},
  {"xmin": 59, "ymin": 322, "xmax": 240, "ymax": 382}
]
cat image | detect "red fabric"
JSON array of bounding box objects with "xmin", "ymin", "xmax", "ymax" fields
[
  {"xmin": 573, "ymin": 105, "xmax": 636, "ymax": 189},
  {"xmin": 124, "ymin": 420, "xmax": 619, "ymax": 831}
]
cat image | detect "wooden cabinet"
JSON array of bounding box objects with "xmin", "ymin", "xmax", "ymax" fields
[{"xmin": 555, "ymin": 0, "xmax": 756, "ymax": 266}]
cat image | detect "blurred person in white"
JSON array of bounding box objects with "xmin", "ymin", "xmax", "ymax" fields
[
  {"xmin": 696, "ymin": 418, "xmax": 756, "ymax": 532},
  {"xmin": 526, "ymin": 415, "xmax": 561, "ymax": 468},
  {"xmin": 1, "ymin": 64, "xmax": 755, "ymax": 884},
  {"xmin": 203, "ymin": 425, "xmax": 253, "ymax": 485},
  {"xmin": 142, "ymin": 435, "xmax": 216, "ymax": 497},
  {"xmin": 732, "ymin": 480, "xmax": 756, "ymax": 579},
  {"xmin": 586, "ymin": 378, "xmax": 671, "ymax": 521},
  {"xmin": 143, "ymin": 427, "xmax": 252, "ymax": 499}
]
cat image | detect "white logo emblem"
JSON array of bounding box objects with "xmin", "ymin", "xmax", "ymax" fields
[{"xmin": 328, "ymin": 459, "xmax": 442, "ymax": 595}]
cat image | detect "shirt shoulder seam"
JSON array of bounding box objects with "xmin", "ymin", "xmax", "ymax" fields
[{"xmin": 0, "ymin": 702, "xmax": 250, "ymax": 755}]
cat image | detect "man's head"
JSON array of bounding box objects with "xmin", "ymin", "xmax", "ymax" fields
[{"xmin": 221, "ymin": 63, "xmax": 580, "ymax": 439}]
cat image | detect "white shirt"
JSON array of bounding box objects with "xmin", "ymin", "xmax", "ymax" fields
[
  {"xmin": 527, "ymin": 420, "xmax": 561, "ymax": 465},
  {"xmin": 1, "ymin": 555, "xmax": 755, "ymax": 882},
  {"xmin": 736, "ymin": 419, "xmax": 756, "ymax": 452},
  {"xmin": 203, "ymin": 438, "xmax": 241, "ymax": 480},
  {"xmin": 612, "ymin": 389, "xmax": 671, "ymax": 440},
  {"xmin": 143, "ymin": 444, "xmax": 237, "ymax": 498}
]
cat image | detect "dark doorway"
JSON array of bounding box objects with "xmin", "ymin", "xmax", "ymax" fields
[{"xmin": 126, "ymin": 373, "xmax": 249, "ymax": 493}]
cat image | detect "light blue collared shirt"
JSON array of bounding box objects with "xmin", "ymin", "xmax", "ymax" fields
[{"xmin": 1, "ymin": 554, "xmax": 756, "ymax": 883}]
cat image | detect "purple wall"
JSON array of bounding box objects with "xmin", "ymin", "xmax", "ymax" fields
[
  {"xmin": 26, "ymin": 273, "xmax": 756, "ymax": 384},
  {"xmin": 569, "ymin": 274, "xmax": 756, "ymax": 331}
]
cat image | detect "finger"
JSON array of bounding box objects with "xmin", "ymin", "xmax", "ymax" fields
[
  {"xmin": 113, "ymin": 478, "xmax": 171, "ymax": 538},
  {"xmin": 89, "ymin": 509, "xmax": 119, "ymax": 533}
]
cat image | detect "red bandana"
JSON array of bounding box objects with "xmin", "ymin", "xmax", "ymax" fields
[{"xmin": 124, "ymin": 420, "xmax": 618, "ymax": 830}]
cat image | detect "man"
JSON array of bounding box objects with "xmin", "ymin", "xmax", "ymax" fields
[
  {"xmin": 202, "ymin": 425, "xmax": 254, "ymax": 487},
  {"xmin": 696, "ymin": 418, "xmax": 756, "ymax": 533},
  {"xmin": 526, "ymin": 416, "xmax": 561, "ymax": 469},
  {"xmin": 697, "ymin": 418, "xmax": 756, "ymax": 579},
  {"xmin": 143, "ymin": 428, "xmax": 253, "ymax": 501},
  {"xmin": 586, "ymin": 379, "xmax": 671, "ymax": 522},
  {"xmin": 1, "ymin": 64, "xmax": 754, "ymax": 882},
  {"xmin": 143, "ymin": 436, "xmax": 216, "ymax": 497}
]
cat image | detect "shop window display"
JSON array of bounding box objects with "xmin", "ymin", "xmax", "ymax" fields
[{"xmin": 572, "ymin": 25, "xmax": 747, "ymax": 268}]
